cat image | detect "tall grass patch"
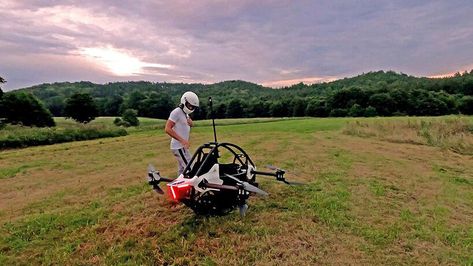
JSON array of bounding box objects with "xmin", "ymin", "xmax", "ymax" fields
[
  {"xmin": 0, "ymin": 124, "xmax": 127, "ymax": 149},
  {"xmin": 343, "ymin": 116, "xmax": 473, "ymax": 154}
]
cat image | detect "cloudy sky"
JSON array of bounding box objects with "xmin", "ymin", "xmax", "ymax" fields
[{"xmin": 1, "ymin": 0, "xmax": 473, "ymax": 91}]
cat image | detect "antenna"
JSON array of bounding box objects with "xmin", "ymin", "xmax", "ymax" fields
[{"xmin": 208, "ymin": 97, "xmax": 218, "ymax": 143}]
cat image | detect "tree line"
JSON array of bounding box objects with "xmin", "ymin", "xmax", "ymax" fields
[{"xmin": 1, "ymin": 70, "xmax": 473, "ymax": 127}]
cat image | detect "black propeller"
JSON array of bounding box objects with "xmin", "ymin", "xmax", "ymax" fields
[
  {"xmin": 264, "ymin": 165, "xmax": 306, "ymax": 186},
  {"xmin": 147, "ymin": 164, "xmax": 174, "ymax": 194},
  {"xmin": 281, "ymin": 180, "xmax": 306, "ymax": 186},
  {"xmin": 266, "ymin": 164, "xmax": 284, "ymax": 171}
]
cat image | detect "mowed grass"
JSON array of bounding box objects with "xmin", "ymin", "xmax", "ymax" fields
[{"xmin": 0, "ymin": 117, "xmax": 472, "ymax": 265}]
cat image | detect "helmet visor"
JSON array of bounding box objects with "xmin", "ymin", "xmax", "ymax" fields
[{"xmin": 185, "ymin": 101, "xmax": 197, "ymax": 110}]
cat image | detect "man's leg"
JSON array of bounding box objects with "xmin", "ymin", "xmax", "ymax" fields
[
  {"xmin": 180, "ymin": 148, "xmax": 192, "ymax": 165},
  {"xmin": 171, "ymin": 148, "xmax": 191, "ymax": 176}
]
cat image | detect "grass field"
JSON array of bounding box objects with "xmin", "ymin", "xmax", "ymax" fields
[
  {"xmin": 53, "ymin": 117, "xmax": 301, "ymax": 130},
  {"xmin": 0, "ymin": 117, "xmax": 472, "ymax": 265},
  {"xmin": 1, "ymin": 117, "xmax": 300, "ymax": 150}
]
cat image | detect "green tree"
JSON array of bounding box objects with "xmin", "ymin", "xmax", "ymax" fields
[
  {"xmin": 306, "ymin": 99, "xmax": 328, "ymax": 117},
  {"xmin": 125, "ymin": 91, "xmax": 146, "ymax": 110},
  {"xmin": 348, "ymin": 104, "xmax": 364, "ymax": 117},
  {"xmin": 6, "ymin": 70, "xmax": 473, "ymax": 119},
  {"xmin": 226, "ymin": 99, "xmax": 243, "ymax": 118},
  {"xmin": 102, "ymin": 95, "xmax": 124, "ymax": 116},
  {"xmin": 329, "ymin": 108, "xmax": 348, "ymax": 117},
  {"xmin": 215, "ymin": 103, "xmax": 227, "ymax": 119},
  {"xmin": 389, "ymin": 88, "xmax": 410, "ymax": 114},
  {"xmin": 328, "ymin": 86, "xmax": 369, "ymax": 109},
  {"xmin": 407, "ymin": 89, "xmax": 429, "ymax": 115},
  {"xmin": 122, "ymin": 108, "xmax": 139, "ymax": 126},
  {"xmin": 270, "ymin": 100, "xmax": 290, "ymax": 117},
  {"xmin": 247, "ymin": 100, "xmax": 270, "ymax": 117},
  {"xmin": 415, "ymin": 94, "xmax": 448, "ymax": 116},
  {"xmin": 1, "ymin": 92, "xmax": 55, "ymax": 127},
  {"xmin": 95, "ymin": 98, "xmax": 107, "ymax": 116},
  {"xmin": 45, "ymin": 96, "xmax": 65, "ymax": 116},
  {"xmin": 463, "ymin": 76, "xmax": 473, "ymax": 95},
  {"xmin": 364, "ymin": 106, "xmax": 377, "ymax": 117},
  {"xmin": 458, "ymin": 96, "xmax": 473, "ymax": 115},
  {"xmin": 368, "ymin": 93, "xmax": 395, "ymax": 116},
  {"xmin": 139, "ymin": 92, "xmax": 173, "ymax": 119},
  {"xmin": 64, "ymin": 93, "xmax": 98, "ymax": 123},
  {"xmin": 292, "ymin": 98, "xmax": 307, "ymax": 117},
  {"xmin": 434, "ymin": 91, "xmax": 457, "ymax": 114}
]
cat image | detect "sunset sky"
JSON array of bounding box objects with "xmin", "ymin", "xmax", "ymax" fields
[{"xmin": 1, "ymin": 0, "xmax": 473, "ymax": 90}]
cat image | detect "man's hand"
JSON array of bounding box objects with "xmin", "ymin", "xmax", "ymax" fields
[
  {"xmin": 181, "ymin": 139, "xmax": 190, "ymax": 149},
  {"xmin": 187, "ymin": 117, "xmax": 193, "ymax": 127}
]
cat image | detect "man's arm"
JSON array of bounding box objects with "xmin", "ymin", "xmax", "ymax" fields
[{"xmin": 165, "ymin": 120, "xmax": 190, "ymax": 149}]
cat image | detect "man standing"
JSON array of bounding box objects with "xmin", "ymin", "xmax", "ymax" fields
[{"xmin": 165, "ymin": 91, "xmax": 199, "ymax": 176}]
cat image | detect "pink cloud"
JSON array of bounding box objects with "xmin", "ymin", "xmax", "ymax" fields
[{"xmin": 262, "ymin": 76, "xmax": 338, "ymax": 88}]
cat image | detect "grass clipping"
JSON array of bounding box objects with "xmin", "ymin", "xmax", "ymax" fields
[{"xmin": 343, "ymin": 117, "xmax": 473, "ymax": 155}]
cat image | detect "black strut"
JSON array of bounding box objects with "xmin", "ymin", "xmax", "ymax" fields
[{"xmin": 208, "ymin": 97, "xmax": 218, "ymax": 143}]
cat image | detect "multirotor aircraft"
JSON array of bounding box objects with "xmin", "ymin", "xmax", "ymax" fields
[{"xmin": 146, "ymin": 97, "xmax": 302, "ymax": 217}]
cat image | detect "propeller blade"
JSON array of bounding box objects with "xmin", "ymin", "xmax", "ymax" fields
[
  {"xmin": 147, "ymin": 164, "xmax": 160, "ymax": 181},
  {"xmin": 147, "ymin": 164, "xmax": 174, "ymax": 182},
  {"xmin": 153, "ymin": 185, "xmax": 164, "ymax": 194},
  {"xmin": 266, "ymin": 164, "xmax": 286, "ymax": 172},
  {"xmin": 147, "ymin": 164, "xmax": 174, "ymax": 194},
  {"xmin": 265, "ymin": 164, "xmax": 306, "ymax": 183},
  {"xmin": 204, "ymin": 183, "xmax": 239, "ymax": 191},
  {"xmin": 242, "ymin": 182, "xmax": 268, "ymax": 196},
  {"xmin": 147, "ymin": 164, "xmax": 156, "ymax": 173},
  {"xmin": 224, "ymin": 174, "xmax": 268, "ymax": 196},
  {"xmin": 256, "ymin": 174, "xmax": 306, "ymax": 186},
  {"xmin": 224, "ymin": 173, "xmax": 242, "ymax": 183}
]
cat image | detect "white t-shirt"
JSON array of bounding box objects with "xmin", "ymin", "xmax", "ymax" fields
[{"xmin": 168, "ymin": 107, "xmax": 190, "ymax": 149}]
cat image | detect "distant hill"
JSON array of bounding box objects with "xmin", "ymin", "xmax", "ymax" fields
[
  {"xmin": 8, "ymin": 70, "xmax": 473, "ymax": 118},
  {"xmin": 17, "ymin": 79, "xmax": 271, "ymax": 103}
]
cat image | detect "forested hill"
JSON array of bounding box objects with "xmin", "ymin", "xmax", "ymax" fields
[{"xmin": 11, "ymin": 70, "xmax": 473, "ymax": 119}]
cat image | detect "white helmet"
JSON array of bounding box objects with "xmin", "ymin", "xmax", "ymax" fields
[{"xmin": 180, "ymin": 91, "xmax": 199, "ymax": 114}]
